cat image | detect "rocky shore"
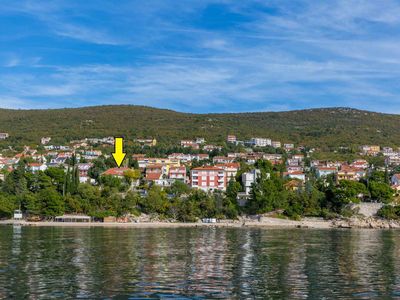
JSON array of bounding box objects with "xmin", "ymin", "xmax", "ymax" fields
[
  {"xmin": 332, "ymin": 217, "xmax": 400, "ymax": 229},
  {"xmin": 1, "ymin": 216, "xmax": 400, "ymax": 229}
]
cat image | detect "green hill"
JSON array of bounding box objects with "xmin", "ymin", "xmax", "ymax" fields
[{"xmin": 0, "ymin": 105, "xmax": 398, "ymax": 149}]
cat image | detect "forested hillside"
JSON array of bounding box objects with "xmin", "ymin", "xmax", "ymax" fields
[{"xmin": 0, "ymin": 105, "xmax": 398, "ymax": 149}]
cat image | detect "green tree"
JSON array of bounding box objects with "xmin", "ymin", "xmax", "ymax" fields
[
  {"xmin": 0, "ymin": 194, "xmax": 17, "ymax": 218},
  {"xmin": 38, "ymin": 188, "xmax": 64, "ymax": 217},
  {"xmin": 369, "ymin": 181, "xmax": 393, "ymax": 203},
  {"xmin": 247, "ymin": 173, "xmax": 288, "ymax": 214},
  {"xmin": 329, "ymin": 180, "xmax": 368, "ymax": 211},
  {"xmin": 45, "ymin": 167, "xmax": 66, "ymax": 193},
  {"xmin": 167, "ymin": 180, "xmax": 191, "ymax": 196},
  {"xmin": 141, "ymin": 186, "xmax": 169, "ymax": 215}
]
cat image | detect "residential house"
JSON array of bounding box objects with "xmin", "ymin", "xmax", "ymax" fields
[
  {"xmin": 136, "ymin": 138, "xmax": 157, "ymax": 147},
  {"xmin": 386, "ymin": 155, "xmax": 400, "ymax": 166},
  {"xmin": 315, "ymin": 167, "xmax": 337, "ymax": 178},
  {"xmin": 215, "ymin": 162, "xmax": 240, "ymax": 181},
  {"xmin": 41, "ymin": 137, "xmax": 51, "ymax": 145},
  {"xmin": 102, "ymin": 168, "xmax": 130, "ymax": 178},
  {"xmin": 271, "ymin": 141, "xmax": 281, "ymax": 148},
  {"xmin": 382, "ymin": 147, "xmax": 394, "ymax": 156},
  {"xmin": 0, "ymin": 133, "xmax": 9, "ymax": 140},
  {"xmin": 227, "ymin": 135, "xmax": 237, "ymax": 143},
  {"xmin": 263, "ymin": 153, "xmax": 283, "ymax": 165},
  {"xmin": 292, "ymin": 154, "xmax": 305, "ymax": 161},
  {"xmin": 360, "ymin": 145, "xmax": 380, "ymax": 156},
  {"xmin": 195, "ymin": 137, "xmax": 205, "ymax": 144},
  {"xmin": 249, "ymin": 138, "xmax": 271, "ymax": 147},
  {"xmin": 242, "ymin": 169, "xmax": 261, "ymax": 195},
  {"xmin": 212, "ymin": 156, "xmax": 235, "ymax": 164},
  {"xmin": 336, "ymin": 166, "xmax": 364, "ymax": 181},
  {"xmin": 284, "ymin": 143, "xmax": 295, "ymax": 151},
  {"xmin": 350, "ymin": 159, "xmax": 369, "ymax": 169},
  {"xmin": 284, "ymin": 179, "xmax": 304, "ymax": 191},
  {"xmin": 287, "ymin": 158, "xmax": 301, "ymax": 166},
  {"xmin": 169, "ymin": 166, "xmax": 187, "ymax": 182},
  {"xmin": 82, "ymin": 150, "xmax": 102, "ymax": 160},
  {"xmin": 137, "ymin": 157, "xmax": 180, "ymax": 169},
  {"xmin": 192, "ymin": 153, "xmax": 209, "ymax": 161},
  {"xmin": 180, "ymin": 140, "xmax": 199, "ymax": 149},
  {"xmin": 168, "ymin": 153, "xmax": 192, "ymax": 163},
  {"xmin": 145, "ymin": 164, "xmax": 166, "ymax": 182},
  {"xmin": 203, "ymin": 145, "xmax": 222, "ymax": 152},
  {"xmin": 28, "ymin": 163, "xmax": 47, "ymax": 173},
  {"xmin": 77, "ymin": 163, "xmax": 93, "ymax": 183},
  {"xmin": 191, "ymin": 166, "xmax": 227, "ymax": 192},
  {"xmin": 287, "ymin": 165, "xmax": 304, "ymax": 173}
]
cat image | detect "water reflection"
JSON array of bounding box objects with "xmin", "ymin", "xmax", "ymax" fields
[{"xmin": 0, "ymin": 226, "xmax": 400, "ymax": 299}]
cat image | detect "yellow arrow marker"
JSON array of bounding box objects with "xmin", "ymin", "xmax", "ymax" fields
[{"xmin": 112, "ymin": 137, "xmax": 126, "ymax": 168}]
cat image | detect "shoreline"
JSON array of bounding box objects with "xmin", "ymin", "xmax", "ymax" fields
[{"xmin": 1, "ymin": 216, "xmax": 399, "ymax": 229}]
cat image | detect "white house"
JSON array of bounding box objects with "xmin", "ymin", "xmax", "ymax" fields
[
  {"xmin": 242, "ymin": 169, "xmax": 262, "ymax": 195},
  {"xmin": 250, "ymin": 138, "xmax": 272, "ymax": 147},
  {"xmin": 315, "ymin": 167, "xmax": 337, "ymax": 178},
  {"xmin": 28, "ymin": 163, "xmax": 47, "ymax": 173}
]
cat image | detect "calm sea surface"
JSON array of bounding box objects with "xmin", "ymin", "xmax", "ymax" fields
[{"xmin": 1, "ymin": 226, "xmax": 400, "ymax": 299}]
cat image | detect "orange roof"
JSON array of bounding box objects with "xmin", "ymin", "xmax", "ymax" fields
[
  {"xmin": 146, "ymin": 172, "xmax": 162, "ymax": 181},
  {"xmin": 340, "ymin": 166, "xmax": 358, "ymax": 172},
  {"xmin": 287, "ymin": 171, "xmax": 305, "ymax": 175},
  {"xmin": 102, "ymin": 168, "xmax": 130, "ymax": 176}
]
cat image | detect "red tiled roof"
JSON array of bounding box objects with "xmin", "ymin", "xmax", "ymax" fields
[
  {"xmin": 287, "ymin": 171, "xmax": 305, "ymax": 175},
  {"xmin": 146, "ymin": 172, "xmax": 162, "ymax": 181},
  {"xmin": 102, "ymin": 168, "xmax": 130, "ymax": 176}
]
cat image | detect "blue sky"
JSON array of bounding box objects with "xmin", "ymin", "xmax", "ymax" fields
[{"xmin": 1, "ymin": 1, "xmax": 400, "ymax": 113}]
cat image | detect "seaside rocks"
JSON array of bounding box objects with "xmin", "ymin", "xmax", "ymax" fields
[{"xmin": 333, "ymin": 217, "xmax": 400, "ymax": 229}]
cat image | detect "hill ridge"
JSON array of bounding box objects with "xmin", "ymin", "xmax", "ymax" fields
[{"xmin": 0, "ymin": 105, "xmax": 398, "ymax": 148}]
